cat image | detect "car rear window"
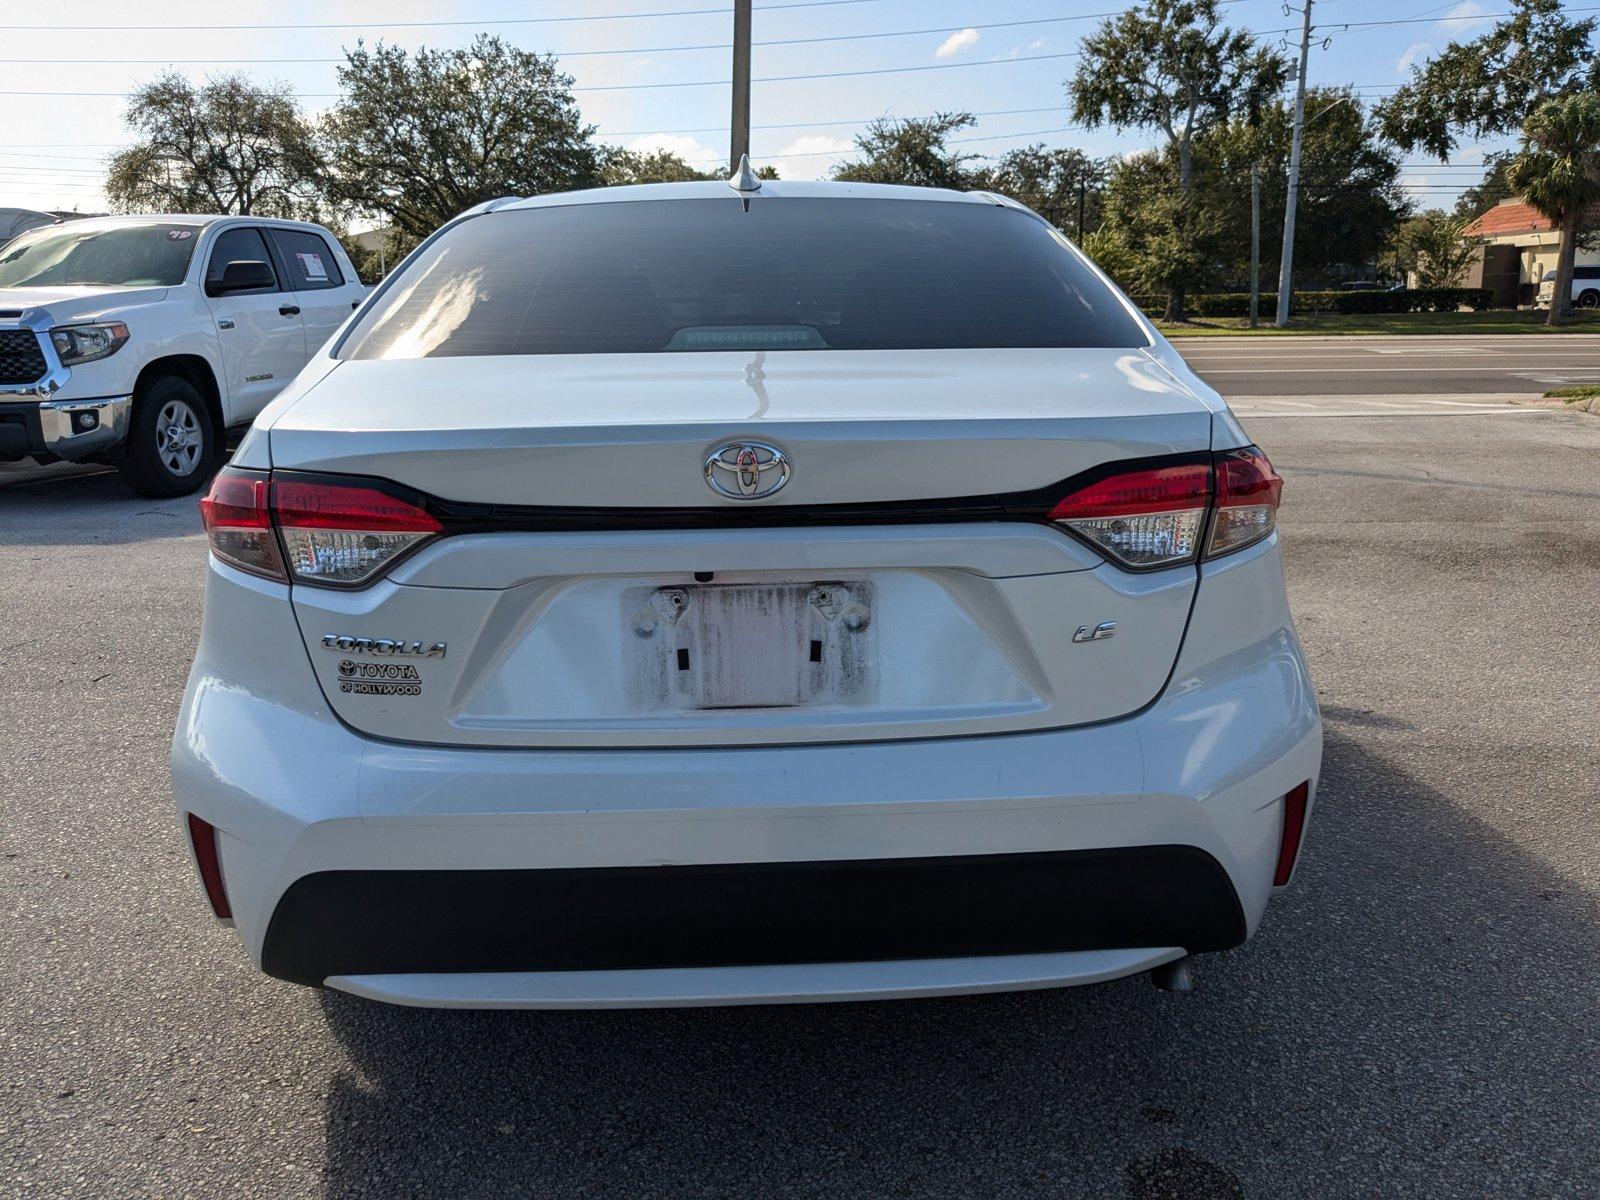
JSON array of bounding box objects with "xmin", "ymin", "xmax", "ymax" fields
[{"xmin": 338, "ymin": 197, "xmax": 1147, "ymax": 359}]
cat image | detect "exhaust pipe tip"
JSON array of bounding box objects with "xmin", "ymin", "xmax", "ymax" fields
[{"xmin": 1150, "ymin": 956, "xmax": 1194, "ymax": 992}]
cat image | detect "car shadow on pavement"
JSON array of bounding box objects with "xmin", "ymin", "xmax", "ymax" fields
[
  {"xmin": 0, "ymin": 463, "xmax": 205, "ymax": 546},
  {"xmin": 313, "ymin": 727, "xmax": 1600, "ymax": 1200}
]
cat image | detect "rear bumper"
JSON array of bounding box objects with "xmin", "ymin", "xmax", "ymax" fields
[
  {"xmin": 172, "ymin": 536, "xmax": 1322, "ymax": 1006},
  {"xmin": 263, "ymin": 847, "xmax": 1245, "ymax": 987},
  {"xmin": 326, "ymin": 948, "xmax": 1189, "ymax": 1009}
]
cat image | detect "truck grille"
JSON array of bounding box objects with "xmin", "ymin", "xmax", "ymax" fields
[{"xmin": 0, "ymin": 330, "xmax": 47, "ymax": 385}]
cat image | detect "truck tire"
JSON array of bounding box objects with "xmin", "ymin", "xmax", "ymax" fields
[
  {"xmin": 117, "ymin": 374, "xmax": 218, "ymax": 498},
  {"xmin": 1580, "ymin": 290, "xmax": 1600, "ymax": 308}
]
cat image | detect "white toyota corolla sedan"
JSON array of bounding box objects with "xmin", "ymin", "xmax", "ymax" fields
[{"xmin": 172, "ymin": 175, "xmax": 1321, "ymax": 1008}]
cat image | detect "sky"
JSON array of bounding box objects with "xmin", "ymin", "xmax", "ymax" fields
[{"xmin": 0, "ymin": 0, "xmax": 1524, "ymax": 221}]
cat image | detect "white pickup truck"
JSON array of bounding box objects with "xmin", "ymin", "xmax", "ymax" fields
[{"xmin": 0, "ymin": 214, "xmax": 365, "ymax": 495}]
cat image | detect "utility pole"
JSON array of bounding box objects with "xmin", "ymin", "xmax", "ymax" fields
[
  {"xmin": 730, "ymin": 0, "xmax": 752, "ymax": 172},
  {"xmin": 1077, "ymin": 181, "xmax": 1087, "ymax": 241},
  {"xmin": 1275, "ymin": 0, "xmax": 1313, "ymax": 326},
  {"xmin": 1249, "ymin": 163, "xmax": 1261, "ymax": 328}
]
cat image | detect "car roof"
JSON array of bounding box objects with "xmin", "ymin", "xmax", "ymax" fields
[
  {"xmin": 494, "ymin": 179, "xmax": 1014, "ymax": 214},
  {"xmin": 26, "ymin": 213, "xmax": 329, "ymax": 232}
]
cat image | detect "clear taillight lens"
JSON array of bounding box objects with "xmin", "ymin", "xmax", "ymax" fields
[
  {"xmin": 1048, "ymin": 461, "xmax": 1212, "ymax": 569},
  {"xmin": 198, "ymin": 469, "xmax": 286, "ymax": 581},
  {"xmin": 271, "ymin": 477, "xmax": 442, "ymax": 586},
  {"xmin": 1208, "ymin": 447, "xmax": 1283, "ymax": 558}
]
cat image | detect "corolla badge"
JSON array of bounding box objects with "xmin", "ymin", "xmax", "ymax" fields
[
  {"xmin": 704, "ymin": 441, "xmax": 791, "ymax": 500},
  {"xmin": 321, "ymin": 634, "xmax": 446, "ymax": 658}
]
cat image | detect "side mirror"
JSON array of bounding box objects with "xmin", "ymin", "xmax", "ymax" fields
[{"xmin": 211, "ymin": 260, "xmax": 275, "ymax": 295}]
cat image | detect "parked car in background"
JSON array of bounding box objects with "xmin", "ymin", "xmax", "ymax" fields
[
  {"xmin": 175, "ymin": 178, "xmax": 1322, "ymax": 1009},
  {"xmin": 1536, "ymin": 265, "xmax": 1600, "ymax": 309},
  {"xmin": 0, "ymin": 214, "xmax": 364, "ymax": 495},
  {"xmin": 0, "ymin": 206, "xmax": 64, "ymax": 247}
]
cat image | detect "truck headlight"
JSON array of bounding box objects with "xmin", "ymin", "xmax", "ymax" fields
[{"xmin": 49, "ymin": 322, "xmax": 129, "ymax": 365}]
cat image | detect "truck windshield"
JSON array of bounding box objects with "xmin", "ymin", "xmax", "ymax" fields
[
  {"xmin": 0, "ymin": 222, "xmax": 200, "ymax": 288},
  {"xmin": 339, "ymin": 197, "xmax": 1148, "ymax": 358}
]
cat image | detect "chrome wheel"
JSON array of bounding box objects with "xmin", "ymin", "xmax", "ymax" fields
[{"xmin": 155, "ymin": 399, "xmax": 203, "ymax": 477}]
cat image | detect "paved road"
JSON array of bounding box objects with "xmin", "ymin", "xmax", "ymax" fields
[
  {"xmin": 4, "ymin": 405, "xmax": 1599, "ymax": 1199},
  {"xmin": 1175, "ymin": 332, "xmax": 1600, "ymax": 396}
]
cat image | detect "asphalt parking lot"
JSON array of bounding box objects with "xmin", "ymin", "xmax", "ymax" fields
[
  {"xmin": 4, "ymin": 400, "xmax": 1599, "ymax": 1198},
  {"xmin": 1175, "ymin": 331, "xmax": 1600, "ymax": 395}
]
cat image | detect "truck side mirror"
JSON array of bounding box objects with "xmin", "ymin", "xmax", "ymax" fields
[{"xmin": 211, "ymin": 260, "xmax": 276, "ymax": 295}]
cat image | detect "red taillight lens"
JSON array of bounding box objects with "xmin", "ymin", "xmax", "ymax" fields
[
  {"xmin": 1049, "ymin": 461, "xmax": 1212, "ymax": 568},
  {"xmin": 186, "ymin": 813, "xmax": 232, "ymax": 919},
  {"xmin": 199, "ymin": 468, "xmax": 286, "ymax": 581},
  {"xmin": 272, "ymin": 476, "xmax": 442, "ymax": 586},
  {"xmin": 1208, "ymin": 447, "xmax": 1283, "ymax": 559},
  {"xmin": 1273, "ymin": 782, "xmax": 1311, "ymax": 886}
]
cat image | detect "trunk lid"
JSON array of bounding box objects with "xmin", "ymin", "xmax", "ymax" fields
[
  {"xmin": 267, "ymin": 348, "xmax": 1213, "ymax": 504},
  {"xmin": 274, "ymin": 348, "xmax": 1215, "ymax": 748}
]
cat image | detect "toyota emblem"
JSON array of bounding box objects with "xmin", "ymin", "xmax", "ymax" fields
[{"xmin": 703, "ymin": 441, "xmax": 791, "ymax": 500}]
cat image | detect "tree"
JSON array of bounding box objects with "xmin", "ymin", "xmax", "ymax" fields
[
  {"xmin": 105, "ymin": 74, "xmax": 324, "ymax": 217},
  {"xmin": 980, "ymin": 146, "xmax": 1111, "ymax": 237},
  {"xmin": 1070, "ymin": 0, "xmax": 1286, "ymax": 320},
  {"xmin": 322, "ymin": 35, "xmax": 605, "ymax": 241},
  {"xmin": 1393, "ymin": 211, "xmax": 1478, "ymax": 287},
  {"xmin": 603, "ymin": 148, "xmax": 718, "ymax": 186},
  {"xmin": 1377, "ymin": 0, "xmax": 1598, "ymax": 159},
  {"xmin": 1507, "ymin": 93, "xmax": 1600, "ymax": 324},
  {"xmin": 832, "ymin": 112, "xmax": 979, "ymax": 188},
  {"xmin": 1454, "ymin": 154, "xmax": 1517, "ymax": 220},
  {"xmin": 1095, "ymin": 149, "xmax": 1229, "ymax": 301},
  {"xmin": 1206, "ymin": 89, "xmax": 1410, "ymax": 288}
]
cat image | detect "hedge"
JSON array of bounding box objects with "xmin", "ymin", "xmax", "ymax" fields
[{"xmin": 1130, "ymin": 288, "xmax": 1494, "ymax": 317}]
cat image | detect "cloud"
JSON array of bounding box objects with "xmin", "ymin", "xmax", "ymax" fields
[
  {"xmin": 935, "ymin": 28, "xmax": 980, "ymax": 58},
  {"xmin": 625, "ymin": 134, "xmax": 722, "ymax": 169},
  {"xmin": 1396, "ymin": 42, "xmax": 1430, "ymax": 72},
  {"xmin": 1438, "ymin": 1, "xmax": 1494, "ymax": 31},
  {"xmin": 772, "ymin": 135, "xmax": 856, "ymax": 181}
]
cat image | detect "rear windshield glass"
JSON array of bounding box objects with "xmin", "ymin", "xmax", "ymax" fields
[
  {"xmin": 339, "ymin": 197, "xmax": 1147, "ymax": 358},
  {"xmin": 0, "ymin": 222, "xmax": 199, "ymax": 288}
]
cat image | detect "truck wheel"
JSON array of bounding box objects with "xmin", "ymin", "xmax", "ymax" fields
[
  {"xmin": 117, "ymin": 375, "xmax": 217, "ymax": 498},
  {"xmin": 1580, "ymin": 290, "xmax": 1600, "ymax": 308}
]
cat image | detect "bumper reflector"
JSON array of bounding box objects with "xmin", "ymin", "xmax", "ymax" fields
[
  {"xmin": 1273, "ymin": 782, "xmax": 1311, "ymax": 886},
  {"xmin": 186, "ymin": 813, "xmax": 232, "ymax": 919}
]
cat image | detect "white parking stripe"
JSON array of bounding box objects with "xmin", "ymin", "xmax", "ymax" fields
[
  {"xmin": 1225, "ymin": 393, "xmax": 1554, "ymax": 417},
  {"xmin": 1234, "ymin": 409, "xmax": 1544, "ymax": 418},
  {"xmin": 1204, "ymin": 365, "xmax": 1592, "ymax": 374}
]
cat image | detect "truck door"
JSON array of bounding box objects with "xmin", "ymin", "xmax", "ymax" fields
[
  {"xmin": 202, "ymin": 226, "xmax": 306, "ymax": 421},
  {"xmin": 267, "ymin": 227, "xmax": 361, "ymax": 354}
]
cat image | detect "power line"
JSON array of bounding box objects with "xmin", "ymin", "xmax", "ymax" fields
[
  {"xmin": 0, "ymin": 14, "xmax": 1140, "ymax": 65},
  {"xmin": 13, "ymin": 0, "xmax": 1582, "ymax": 100},
  {"xmin": 0, "ymin": 48, "xmax": 1089, "ymax": 97},
  {"xmin": 1320, "ymin": 1, "xmax": 1600, "ymax": 33},
  {"xmin": 0, "ymin": 0, "xmax": 898, "ymax": 33}
]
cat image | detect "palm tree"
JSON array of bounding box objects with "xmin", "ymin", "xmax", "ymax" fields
[{"xmin": 1507, "ymin": 93, "xmax": 1600, "ymax": 325}]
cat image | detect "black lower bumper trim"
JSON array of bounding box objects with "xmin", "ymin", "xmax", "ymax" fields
[
  {"xmin": 260, "ymin": 846, "xmax": 1247, "ymax": 987},
  {"xmin": 0, "ymin": 402, "xmax": 45, "ymax": 461}
]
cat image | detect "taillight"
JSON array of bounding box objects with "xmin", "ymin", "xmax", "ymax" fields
[
  {"xmin": 199, "ymin": 468, "xmax": 285, "ymax": 581},
  {"xmin": 1047, "ymin": 448, "xmax": 1283, "ymax": 570},
  {"xmin": 272, "ymin": 475, "xmax": 442, "ymax": 586},
  {"xmin": 199, "ymin": 468, "xmax": 441, "ymax": 587},
  {"xmin": 1209, "ymin": 447, "xmax": 1283, "ymax": 558},
  {"xmin": 1049, "ymin": 461, "xmax": 1211, "ymax": 569}
]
